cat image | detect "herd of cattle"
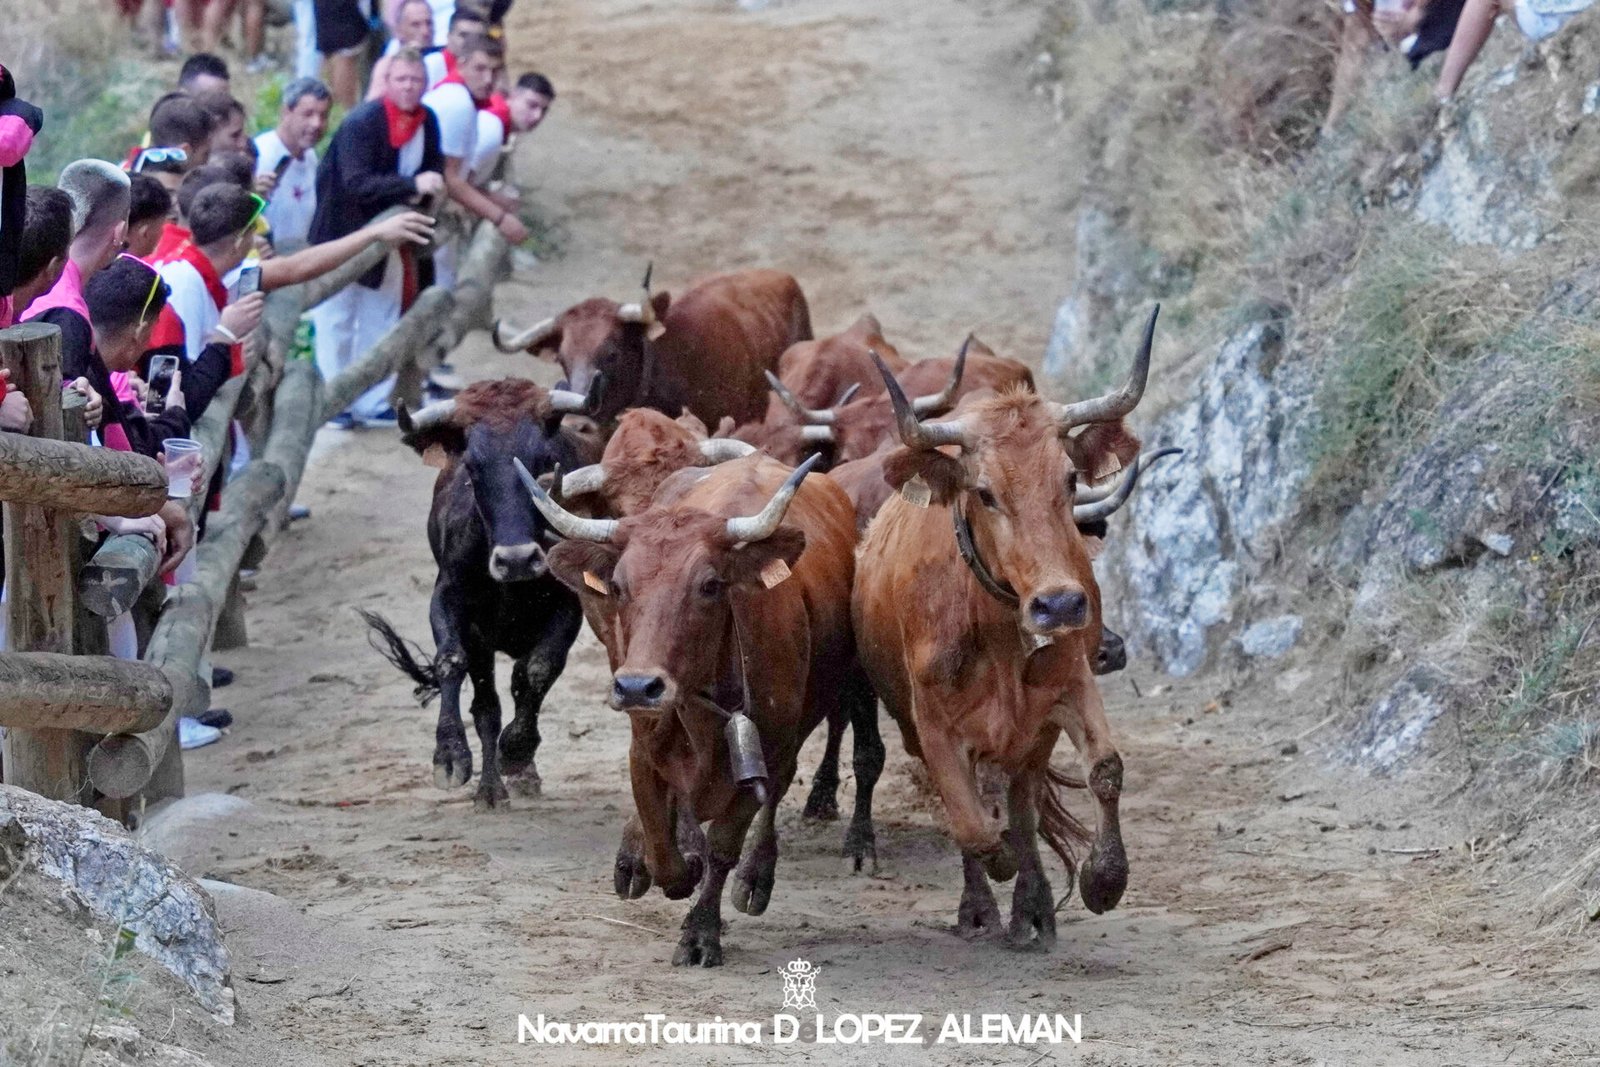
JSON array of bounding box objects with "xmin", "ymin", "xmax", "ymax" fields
[{"xmin": 359, "ymin": 266, "xmax": 1179, "ymax": 967}]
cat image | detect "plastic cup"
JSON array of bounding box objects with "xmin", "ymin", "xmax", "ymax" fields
[
  {"xmin": 162, "ymin": 438, "xmax": 203, "ymax": 499},
  {"xmin": 1374, "ymin": 0, "xmax": 1407, "ymax": 13}
]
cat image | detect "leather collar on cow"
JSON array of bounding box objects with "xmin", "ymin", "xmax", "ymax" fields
[{"xmin": 952, "ymin": 501, "xmax": 1020, "ymax": 609}]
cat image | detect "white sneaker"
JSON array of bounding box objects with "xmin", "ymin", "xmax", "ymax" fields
[{"xmin": 179, "ymin": 717, "xmax": 223, "ymax": 750}]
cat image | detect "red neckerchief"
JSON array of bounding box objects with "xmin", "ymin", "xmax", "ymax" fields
[
  {"xmin": 486, "ymin": 92, "xmax": 511, "ymax": 129},
  {"xmin": 382, "ymin": 98, "xmax": 426, "ymax": 149},
  {"xmin": 441, "ymin": 48, "xmax": 459, "ymax": 82},
  {"xmin": 436, "ymin": 70, "xmax": 493, "ymax": 110},
  {"xmin": 155, "ymin": 238, "xmax": 244, "ymax": 376},
  {"xmin": 152, "ymin": 222, "xmax": 191, "ymax": 262}
]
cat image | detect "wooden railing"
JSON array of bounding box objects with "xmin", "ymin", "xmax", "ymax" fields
[{"xmin": 0, "ymin": 218, "xmax": 509, "ymax": 815}]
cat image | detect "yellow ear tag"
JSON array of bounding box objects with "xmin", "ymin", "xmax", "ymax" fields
[
  {"xmin": 583, "ymin": 571, "xmax": 609, "ymax": 595},
  {"xmin": 900, "ymin": 475, "xmax": 931, "ymax": 508},
  {"xmin": 421, "ymin": 443, "xmax": 450, "ymax": 470},
  {"xmin": 759, "ymin": 557, "xmax": 792, "ymax": 589}
]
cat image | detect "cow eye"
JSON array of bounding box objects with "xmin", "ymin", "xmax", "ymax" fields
[
  {"xmin": 1065, "ymin": 471, "xmax": 1078, "ymax": 495},
  {"xmin": 698, "ymin": 576, "xmax": 724, "ymax": 599},
  {"xmin": 975, "ymin": 487, "xmax": 999, "ymax": 511}
]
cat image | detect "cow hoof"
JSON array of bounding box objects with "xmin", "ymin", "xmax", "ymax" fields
[
  {"xmin": 956, "ymin": 893, "xmax": 1004, "ymax": 941},
  {"xmin": 1079, "ymin": 839, "xmax": 1129, "ymax": 915},
  {"xmin": 614, "ymin": 847, "xmax": 652, "ymax": 900},
  {"xmin": 842, "ymin": 823, "xmax": 878, "ymax": 876},
  {"xmin": 731, "ymin": 854, "xmax": 776, "ymax": 916},
  {"xmin": 432, "ymin": 748, "xmax": 472, "ymax": 790},
  {"xmin": 672, "ymin": 928, "xmax": 724, "ymax": 968},
  {"xmin": 976, "ymin": 842, "xmax": 1019, "ymax": 883},
  {"xmin": 802, "ymin": 791, "xmax": 839, "ymax": 822},
  {"xmin": 473, "ymin": 781, "xmax": 511, "ymax": 812},
  {"xmin": 660, "ymin": 854, "xmax": 704, "ymax": 901},
  {"xmin": 1007, "ymin": 874, "xmax": 1057, "ymax": 951},
  {"xmin": 504, "ymin": 763, "xmax": 543, "ymax": 798}
]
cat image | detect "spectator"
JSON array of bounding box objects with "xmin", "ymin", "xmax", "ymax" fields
[
  {"xmin": 147, "ymin": 93, "xmax": 218, "ymax": 170},
  {"xmin": 0, "ymin": 368, "xmax": 29, "ymax": 432},
  {"xmin": 428, "ymin": 6, "xmax": 491, "ymax": 89},
  {"xmin": 368, "ymin": 0, "xmax": 439, "ymax": 101},
  {"xmin": 8, "ymin": 188, "xmax": 73, "ymax": 331},
  {"xmin": 470, "ymin": 72, "xmax": 554, "ymax": 184},
  {"xmin": 198, "ymin": 93, "xmax": 251, "ymax": 157},
  {"xmin": 309, "ymin": 49, "xmax": 444, "ymax": 426},
  {"xmin": 1437, "ymin": 0, "xmax": 1596, "ymax": 98},
  {"xmin": 255, "ymin": 78, "xmax": 332, "ymax": 251},
  {"xmin": 202, "ymin": 1, "xmax": 269, "ymax": 68},
  {"xmin": 1, "ymin": 64, "xmax": 45, "ymax": 326},
  {"xmin": 294, "ymin": 0, "xmax": 322, "ymax": 81},
  {"xmin": 127, "ymin": 173, "xmax": 174, "ymax": 260},
  {"xmin": 178, "ymin": 53, "xmax": 232, "ymax": 96},
  {"xmin": 424, "ymin": 33, "xmax": 526, "ymax": 289},
  {"xmin": 1326, "ymin": 2, "xmax": 1468, "ymax": 131},
  {"xmin": 21, "ymin": 162, "xmax": 131, "ymax": 438},
  {"xmin": 314, "ymin": 0, "xmax": 372, "ymax": 107},
  {"xmin": 130, "ymin": 146, "xmax": 190, "ymax": 196}
]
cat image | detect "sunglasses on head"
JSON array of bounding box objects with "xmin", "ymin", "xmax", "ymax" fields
[
  {"xmin": 119, "ymin": 253, "xmax": 168, "ymax": 331},
  {"xmin": 239, "ymin": 191, "xmax": 270, "ymax": 241},
  {"xmin": 132, "ymin": 146, "xmax": 188, "ymax": 173}
]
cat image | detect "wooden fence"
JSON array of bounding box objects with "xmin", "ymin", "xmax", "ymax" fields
[{"xmin": 0, "ymin": 217, "xmax": 509, "ymax": 817}]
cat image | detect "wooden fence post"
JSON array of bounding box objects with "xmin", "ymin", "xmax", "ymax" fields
[{"xmin": 0, "ymin": 323, "xmax": 89, "ymax": 803}]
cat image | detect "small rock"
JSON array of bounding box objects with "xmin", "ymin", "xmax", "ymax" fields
[
  {"xmin": 1238, "ymin": 615, "xmax": 1303, "ymax": 659},
  {"xmin": 1476, "ymin": 531, "xmax": 1514, "ymax": 556},
  {"xmin": 1280, "ymin": 741, "xmax": 1300, "ymax": 756}
]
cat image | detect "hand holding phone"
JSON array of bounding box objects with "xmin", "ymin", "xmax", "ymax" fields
[
  {"xmin": 236, "ymin": 264, "xmax": 262, "ymax": 298},
  {"xmin": 146, "ymin": 355, "xmax": 181, "ymax": 416}
]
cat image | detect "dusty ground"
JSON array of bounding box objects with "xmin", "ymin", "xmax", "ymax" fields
[{"xmin": 30, "ymin": 0, "xmax": 1599, "ymax": 1063}]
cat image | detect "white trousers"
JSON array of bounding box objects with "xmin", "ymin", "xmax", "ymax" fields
[
  {"xmin": 312, "ymin": 257, "xmax": 403, "ymax": 420},
  {"xmin": 294, "ymin": 0, "xmax": 322, "ymax": 79}
]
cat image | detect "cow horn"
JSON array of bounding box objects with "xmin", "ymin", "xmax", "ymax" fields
[
  {"xmin": 801, "ymin": 425, "xmax": 834, "ymax": 445},
  {"xmin": 404, "ymin": 399, "xmax": 456, "ymax": 431},
  {"xmin": 493, "ymin": 316, "xmax": 558, "ymax": 352},
  {"xmin": 1074, "ymin": 447, "xmax": 1179, "ymax": 504},
  {"xmin": 559, "ymin": 463, "xmax": 608, "ymax": 498},
  {"xmin": 617, "ymin": 262, "xmax": 658, "ymax": 326},
  {"xmin": 725, "ymin": 453, "xmax": 821, "ymax": 544},
  {"xmin": 514, "ymin": 458, "xmax": 620, "ymax": 542},
  {"xmin": 765, "ymin": 371, "xmax": 837, "ymax": 425},
  {"xmin": 1051, "ymin": 305, "xmax": 1158, "ymax": 432},
  {"xmin": 698, "ymin": 438, "xmax": 757, "ymax": 463},
  {"xmin": 1073, "ymin": 447, "xmax": 1182, "ymax": 522},
  {"xmin": 872, "ymin": 348, "xmax": 969, "ymax": 450},
  {"xmin": 835, "ymin": 382, "xmax": 861, "ymax": 406},
  {"xmin": 910, "ymin": 334, "xmax": 971, "ymax": 416}
]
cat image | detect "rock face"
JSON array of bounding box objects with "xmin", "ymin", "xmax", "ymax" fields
[
  {"xmin": 1343, "ymin": 665, "xmax": 1454, "ymax": 773},
  {"xmin": 1098, "ymin": 319, "xmax": 1312, "ymax": 675},
  {"xmin": 0, "ymin": 786, "xmax": 235, "ymax": 1024}
]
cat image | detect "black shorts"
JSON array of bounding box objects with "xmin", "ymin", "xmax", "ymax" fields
[{"xmin": 313, "ymin": 0, "xmax": 368, "ymax": 55}]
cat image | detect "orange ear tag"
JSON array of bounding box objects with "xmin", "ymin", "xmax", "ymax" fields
[
  {"xmin": 421, "ymin": 443, "xmax": 450, "ymax": 470},
  {"xmin": 759, "ymin": 557, "xmax": 792, "ymax": 589},
  {"xmin": 583, "ymin": 571, "xmax": 609, "ymax": 595},
  {"xmin": 900, "ymin": 475, "xmax": 931, "ymax": 508}
]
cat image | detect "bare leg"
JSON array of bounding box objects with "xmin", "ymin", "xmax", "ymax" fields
[
  {"xmin": 1437, "ymin": 0, "xmax": 1512, "ymax": 100},
  {"xmin": 242, "ymin": 0, "xmax": 265, "ymax": 58},
  {"xmin": 1324, "ymin": 5, "xmax": 1378, "ymax": 133},
  {"xmin": 326, "ymin": 52, "xmax": 360, "ymax": 109}
]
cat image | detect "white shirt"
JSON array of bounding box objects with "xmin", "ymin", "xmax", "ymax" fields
[
  {"xmin": 468, "ymin": 109, "xmax": 506, "ymax": 184},
  {"xmin": 424, "ymin": 49, "xmax": 449, "ymax": 89},
  {"xmin": 157, "ymin": 259, "xmax": 221, "ymax": 365},
  {"xmin": 422, "ymin": 81, "xmax": 477, "ymax": 162},
  {"xmin": 253, "ymin": 130, "xmax": 319, "ymax": 251},
  {"xmin": 429, "ymin": 0, "xmax": 454, "ymax": 46}
]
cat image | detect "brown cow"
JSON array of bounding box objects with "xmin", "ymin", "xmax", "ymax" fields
[
  {"xmin": 493, "ymin": 267, "xmax": 812, "ymax": 427},
  {"xmin": 519, "ymin": 453, "xmax": 866, "ymax": 966},
  {"xmin": 852, "ymin": 308, "xmax": 1162, "ymax": 950},
  {"xmin": 742, "ymin": 336, "xmax": 1034, "ymax": 468}
]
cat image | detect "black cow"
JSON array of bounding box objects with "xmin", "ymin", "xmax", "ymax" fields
[{"xmin": 360, "ymin": 377, "xmax": 603, "ymax": 809}]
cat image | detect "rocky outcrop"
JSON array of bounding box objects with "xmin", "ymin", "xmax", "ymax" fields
[
  {"xmin": 1098, "ymin": 318, "xmax": 1312, "ymax": 675},
  {"xmin": 0, "ymin": 786, "xmax": 234, "ymax": 1024}
]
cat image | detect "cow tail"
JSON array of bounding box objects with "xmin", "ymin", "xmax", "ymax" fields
[
  {"xmin": 357, "ymin": 609, "xmax": 442, "ymax": 705},
  {"xmin": 1036, "ymin": 763, "xmax": 1094, "ymax": 879}
]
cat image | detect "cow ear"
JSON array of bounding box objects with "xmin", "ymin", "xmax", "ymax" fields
[
  {"xmin": 402, "ymin": 426, "xmax": 466, "ymax": 466},
  {"xmin": 712, "ymin": 416, "xmax": 736, "ymax": 438},
  {"xmin": 1081, "ymin": 533, "xmax": 1106, "ymax": 562},
  {"xmin": 675, "ymin": 409, "xmax": 710, "ymax": 438},
  {"xmin": 881, "ymin": 447, "xmax": 964, "ymax": 506},
  {"xmin": 547, "ymin": 541, "xmax": 621, "ymax": 596},
  {"xmin": 1068, "ymin": 421, "xmax": 1141, "ymax": 484},
  {"xmin": 726, "ymin": 525, "xmax": 806, "ymax": 588}
]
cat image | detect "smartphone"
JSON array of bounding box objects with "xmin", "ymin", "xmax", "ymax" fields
[
  {"xmin": 236, "ymin": 264, "xmax": 262, "ymax": 298},
  {"xmin": 145, "ymin": 354, "xmax": 181, "ymax": 416}
]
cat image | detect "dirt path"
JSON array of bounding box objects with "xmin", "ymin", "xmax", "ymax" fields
[{"xmin": 172, "ymin": 1, "xmax": 1598, "ymax": 1064}]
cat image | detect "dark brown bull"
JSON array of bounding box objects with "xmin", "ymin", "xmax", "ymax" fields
[
  {"xmin": 852, "ymin": 309, "xmax": 1163, "ymax": 949},
  {"xmin": 493, "ymin": 267, "xmax": 812, "ymax": 427},
  {"xmin": 517, "ymin": 453, "xmax": 863, "ymax": 966}
]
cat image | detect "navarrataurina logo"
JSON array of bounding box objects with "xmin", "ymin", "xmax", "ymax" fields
[{"xmin": 780, "ymin": 959, "xmax": 820, "ymax": 1010}]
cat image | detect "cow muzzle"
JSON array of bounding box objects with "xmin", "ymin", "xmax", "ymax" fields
[
  {"xmin": 1024, "ymin": 587, "xmax": 1090, "ymax": 635},
  {"xmin": 610, "ymin": 671, "xmax": 674, "ymax": 711},
  {"xmin": 489, "ymin": 543, "xmax": 548, "ymax": 583}
]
